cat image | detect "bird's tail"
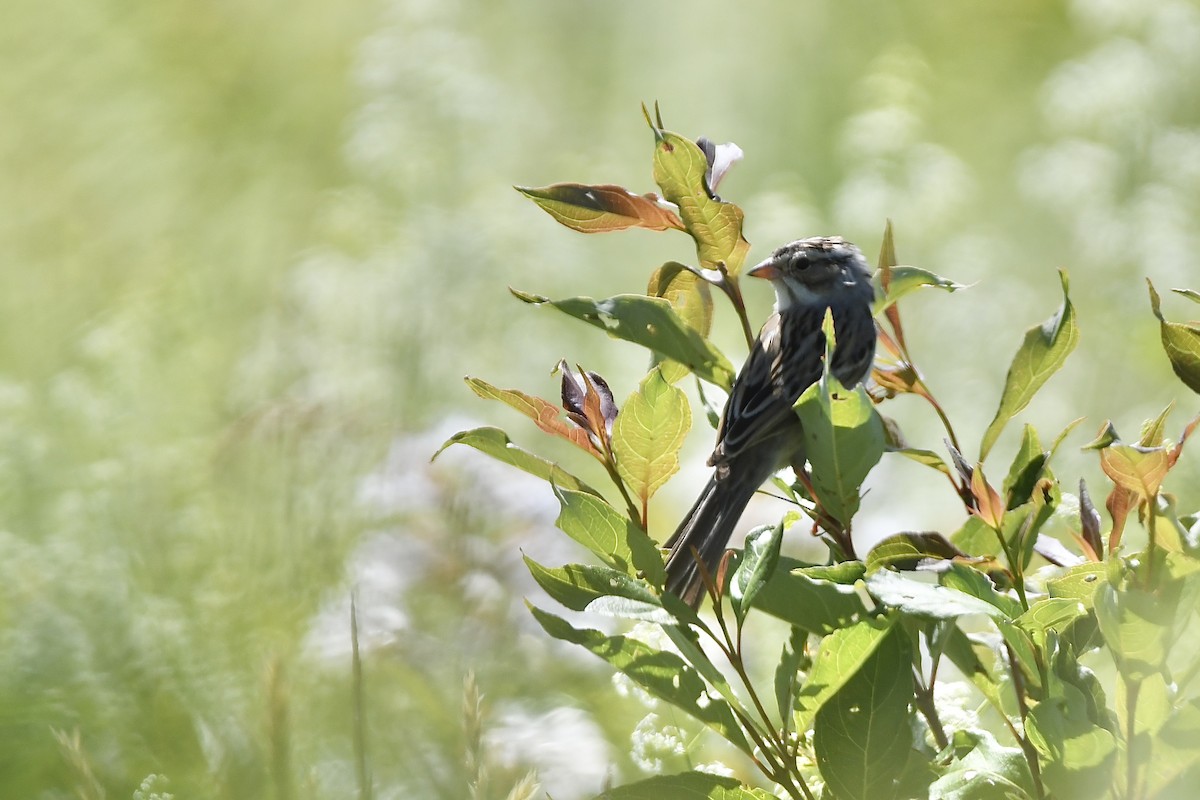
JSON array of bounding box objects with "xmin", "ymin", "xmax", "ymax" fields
[{"xmin": 663, "ymin": 471, "xmax": 761, "ymax": 608}]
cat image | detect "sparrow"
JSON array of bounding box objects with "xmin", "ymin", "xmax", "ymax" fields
[{"xmin": 663, "ymin": 236, "xmax": 877, "ymax": 607}]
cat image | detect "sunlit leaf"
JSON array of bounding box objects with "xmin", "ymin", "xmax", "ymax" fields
[
  {"xmin": 729, "ymin": 523, "xmax": 783, "ymax": 620},
  {"xmin": 865, "ymin": 532, "xmax": 965, "ymax": 571},
  {"xmin": 794, "ymin": 373, "xmax": 886, "ymax": 529},
  {"xmin": 1143, "ymin": 700, "xmax": 1200, "ymax": 798},
  {"xmin": 873, "ymin": 265, "xmax": 967, "ymax": 316},
  {"xmin": 1025, "ymin": 679, "xmax": 1117, "ymax": 799},
  {"xmin": 970, "ymin": 464, "xmax": 1005, "ymax": 530},
  {"xmin": 1098, "ymin": 444, "xmax": 1170, "ymax": 500},
  {"xmin": 891, "ymin": 447, "xmax": 953, "ymax": 477},
  {"xmin": 980, "ymin": 270, "xmax": 1079, "ymax": 460},
  {"xmin": 523, "ymin": 557, "xmax": 671, "ymax": 623},
  {"xmin": 552, "ymin": 487, "xmax": 664, "ymax": 585},
  {"xmin": 1095, "ymin": 582, "xmax": 1175, "ymax": 681},
  {"xmin": 866, "ymin": 570, "xmax": 1007, "ymax": 620},
  {"xmin": 611, "ymin": 367, "xmax": 691, "ymax": 505},
  {"xmin": 529, "ymin": 604, "xmax": 750, "ymax": 753},
  {"xmin": 1046, "ymin": 563, "xmax": 1107, "ymax": 605},
  {"xmin": 515, "ymin": 182, "xmax": 684, "ymax": 233},
  {"xmin": 1149, "ymin": 279, "xmax": 1200, "ymax": 394},
  {"xmin": 586, "ymin": 771, "xmax": 768, "ymax": 800},
  {"xmin": 466, "ymin": 376, "xmax": 602, "ymax": 458},
  {"xmin": 648, "ymin": 262, "xmax": 715, "ymax": 383},
  {"xmin": 813, "ymin": 620, "xmax": 913, "ymax": 800},
  {"xmin": 647, "ymin": 122, "xmax": 750, "ymax": 275},
  {"xmin": 433, "ymin": 426, "xmax": 600, "ymax": 496},
  {"xmin": 511, "ymin": 290, "xmax": 735, "ymax": 389},
  {"xmin": 752, "ymin": 558, "xmax": 870, "ymax": 634},
  {"xmin": 796, "ymin": 617, "xmax": 896, "ymax": 733},
  {"xmin": 940, "ymin": 562, "xmax": 1022, "ymax": 619},
  {"xmin": 928, "ymin": 730, "xmax": 1035, "ymax": 800}
]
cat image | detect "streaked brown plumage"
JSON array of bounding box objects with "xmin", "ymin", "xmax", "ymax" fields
[{"xmin": 663, "ymin": 236, "xmax": 877, "ymax": 607}]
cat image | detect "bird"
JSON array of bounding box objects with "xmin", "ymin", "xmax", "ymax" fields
[{"xmin": 662, "ymin": 236, "xmax": 877, "ymax": 608}]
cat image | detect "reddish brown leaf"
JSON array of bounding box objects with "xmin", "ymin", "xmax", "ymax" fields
[
  {"xmin": 516, "ymin": 183, "xmax": 685, "ymax": 233},
  {"xmin": 466, "ymin": 376, "xmax": 603, "ymax": 460}
]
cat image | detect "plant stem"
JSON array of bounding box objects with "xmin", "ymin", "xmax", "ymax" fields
[
  {"xmin": 1125, "ymin": 678, "xmax": 1142, "ymax": 800},
  {"xmin": 1005, "ymin": 644, "xmax": 1045, "ymax": 800},
  {"xmin": 912, "ymin": 671, "xmax": 950, "ymax": 751}
]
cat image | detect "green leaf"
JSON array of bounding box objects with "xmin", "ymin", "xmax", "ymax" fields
[
  {"xmin": 866, "ymin": 570, "xmax": 1008, "ymax": 620},
  {"xmin": 813, "ymin": 621, "xmax": 914, "ymax": 800},
  {"xmin": 952, "ymin": 516, "xmax": 1001, "ymax": 559},
  {"xmin": 796, "ymin": 617, "xmax": 896, "ymax": 733},
  {"xmin": 1025, "ymin": 680, "xmax": 1117, "ymax": 798},
  {"xmin": 465, "ymin": 377, "xmax": 601, "ymax": 457},
  {"xmin": 892, "ymin": 447, "xmax": 953, "ymax": 477},
  {"xmin": 511, "ymin": 290, "xmax": 735, "ymax": 389},
  {"xmin": 648, "ymin": 262, "xmax": 715, "ymax": 383},
  {"xmin": 1014, "ymin": 597, "xmax": 1089, "ymax": 642},
  {"xmin": 940, "ymin": 563, "xmax": 1023, "ymax": 619},
  {"xmin": 1046, "ymin": 563, "xmax": 1107, "ymax": 606},
  {"xmin": 529, "ymin": 604, "xmax": 750, "ymax": 753},
  {"xmin": 648, "ymin": 126, "xmax": 750, "ymax": 275},
  {"xmin": 866, "ymin": 532, "xmax": 965, "ymax": 571},
  {"xmin": 980, "ymin": 269, "xmax": 1079, "ymax": 460},
  {"xmin": 1002, "ymin": 424, "xmax": 1047, "ymax": 510},
  {"xmin": 873, "ymin": 265, "xmax": 967, "ymax": 316},
  {"xmin": 587, "ymin": 771, "xmax": 767, "ymax": 799},
  {"xmin": 612, "ymin": 367, "xmax": 691, "ymax": 505},
  {"xmin": 553, "ymin": 488, "xmax": 664, "ymax": 585},
  {"xmin": 433, "ymin": 426, "xmax": 600, "ymax": 495},
  {"xmin": 793, "ymin": 376, "xmax": 886, "ymax": 529},
  {"xmin": 523, "ymin": 558, "xmax": 672, "ymax": 623},
  {"xmin": 730, "ymin": 523, "xmax": 783, "ymax": 620},
  {"xmin": 928, "ymin": 730, "xmax": 1036, "ymax": 800},
  {"xmin": 774, "ymin": 627, "xmax": 807, "ymax": 729},
  {"xmin": 753, "ymin": 557, "xmax": 870, "ymax": 634},
  {"xmin": 515, "ymin": 182, "xmax": 685, "ymax": 233},
  {"xmin": 1095, "ymin": 582, "xmax": 1175, "ymax": 681},
  {"xmin": 1149, "ymin": 279, "xmax": 1200, "ymax": 394},
  {"xmin": 1143, "ymin": 699, "xmax": 1200, "ymax": 798}
]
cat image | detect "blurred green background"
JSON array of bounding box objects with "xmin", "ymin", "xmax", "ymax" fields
[{"xmin": 3, "ymin": 0, "xmax": 1199, "ymax": 797}]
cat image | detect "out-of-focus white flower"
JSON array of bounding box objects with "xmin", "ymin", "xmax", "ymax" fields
[
  {"xmin": 630, "ymin": 712, "xmax": 686, "ymax": 773},
  {"xmin": 486, "ymin": 705, "xmax": 610, "ymax": 800}
]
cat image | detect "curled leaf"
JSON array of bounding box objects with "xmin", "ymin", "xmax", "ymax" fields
[
  {"xmin": 1149, "ymin": 279, "xmax": 1200, "ymax": 394},
  {"xmin": 557, "ymin": 360, "xmax": 617, "ymax": 438}
]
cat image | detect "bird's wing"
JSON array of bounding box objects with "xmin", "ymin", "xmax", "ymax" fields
[{"xmin": 710, "ymin": 305, "xmax": 828, "ymax": 466}]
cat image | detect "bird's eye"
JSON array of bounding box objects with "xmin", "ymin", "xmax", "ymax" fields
[{"xmin": 792, "ymin": 256, "xmax": 810, "ymax": 271}]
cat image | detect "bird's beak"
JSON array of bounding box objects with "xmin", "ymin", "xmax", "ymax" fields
[{"xmin": 746, "ymin": 257, "xmax": 779, "ymax": 280}]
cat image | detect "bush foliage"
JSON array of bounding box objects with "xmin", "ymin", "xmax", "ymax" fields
[{"xmin": 441, "ymin": 108, "xmax": 1200, "ymax": 799}]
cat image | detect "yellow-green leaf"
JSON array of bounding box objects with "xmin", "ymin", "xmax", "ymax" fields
[
  {"xmin": 612, "ymin": 367, "xmax": 691, "ymax": 505},
  {"xmin": 1149, "ymin": 279, "xmax": 1200, "ymax": 395},
  {"xmin": 433, "ymin": 426, "xmax": 600, "ymax": 495},
  {"xmin": 647, "ymin": 262, "xmax": 714, "ymax": 384},
  {"xmin": 648, "ymin": 125, "xmax": 750, "ymax": 275},
  {"xmin": 980, "ymin": 270, "xmax": 1079, "ymax": 460}
]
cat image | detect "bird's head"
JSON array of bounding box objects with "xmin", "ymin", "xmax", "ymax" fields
[{"xmin": 747, "ymin": 236, "xmax": 874, "ymax": 310}]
